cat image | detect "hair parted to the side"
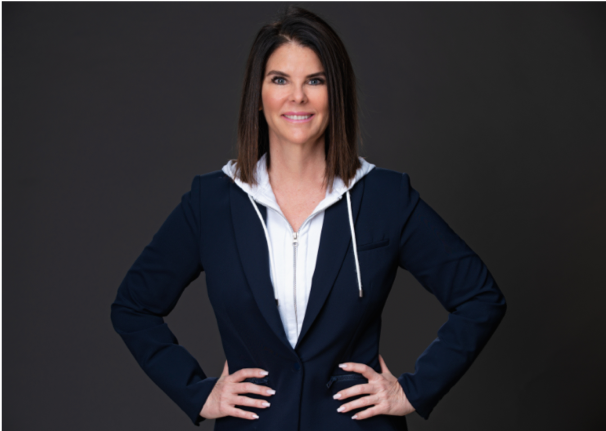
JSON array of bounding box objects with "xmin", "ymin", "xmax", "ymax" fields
[{"xmin": 234, "ymin": 5, "xmax": 362, "ymax": 192}]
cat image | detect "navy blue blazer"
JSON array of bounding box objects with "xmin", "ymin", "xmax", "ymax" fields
[{"xmin": 110, "ymin": 167, "xmax": 506, "ymax": 430}]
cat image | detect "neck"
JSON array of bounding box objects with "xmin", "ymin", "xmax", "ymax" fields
[{"xmin": 267, "ymin": 137, "xmax": 327, "ymax": 192}]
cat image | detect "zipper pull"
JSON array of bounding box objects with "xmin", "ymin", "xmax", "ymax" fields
[{"xmin": 293, "ymin": 231, "xmax": 298, "ymax": 246}]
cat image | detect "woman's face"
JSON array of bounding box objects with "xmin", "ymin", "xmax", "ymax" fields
[{"xmin": 261, "ymin": 43, "xmax": 329, "ymax": 150}]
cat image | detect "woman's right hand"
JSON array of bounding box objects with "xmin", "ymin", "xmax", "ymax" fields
[{"xmin": 199, "ymin": 360, "xmax": 275, "ymax": 420}]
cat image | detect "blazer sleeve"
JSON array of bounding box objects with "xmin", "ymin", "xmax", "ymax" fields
[
  {"xmin": 110, "ymin": 175, "xmax": 218, "ymax": 426},
  {"xmin": 396, "ymin": 173, "xmax": 507, "ymax": 419}
]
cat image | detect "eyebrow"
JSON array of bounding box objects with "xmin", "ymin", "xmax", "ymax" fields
[{"xmin": 266, "ymin": 70, "xmax": 326, "ymax": 78}]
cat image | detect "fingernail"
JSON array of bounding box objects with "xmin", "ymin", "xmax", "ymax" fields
[
  {"xmin": 266, "ymin": 389, "xmax": 276, "ymax": 395},
  {"xmin": 337, "ymin": 406, "xmax": 344, "ymax": 412},
  {"xmin": 262, "ymin": 402, "xmax": 270, "ymax": 407},
  {"xmin": 339, "ymin": 363, "xmax": 347, "ymax": 368},
  {"xmin": 352, "ymin": 415, "xmax": 358, "ymax": 420},
  {"xmin": 260, "ymin": 370, "xmax": 269, "ymax": 376},
  {"xmin": 333, "ymin": 393, "xmax": 341, "ymax": 399},
  {"xmin": 252, "ymin": 414, "xmax": 259, "ymax": 419}
]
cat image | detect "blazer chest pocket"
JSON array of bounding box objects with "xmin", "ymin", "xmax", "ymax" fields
[{"xmin": 357, "ymin": 238, "xmax": 389, "ymax": 252}]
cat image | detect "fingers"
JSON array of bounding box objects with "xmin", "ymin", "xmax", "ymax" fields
[
  {"xmin": 336, "ymin": 394, "xmax": 380, "ymax": 415},
  {"xmin": 221, "ymin": 360, "xmax": 229, "ymax": 377},
  {"xmin": 378, "ymin": 354, "xmax": 390, "ymax": 374},
  {"xmin": 338, "ymin": 362, "xmax": 380, "ymax": 380},
  {"xmin": 351, "ymin": 405, "xmax": 384, "ymax": 420},
  {"xmin": 333, "ymin": 359, "xmax": 413, "ymax": 419},
  {"xmin": 233, "ymin": 395, "xmax": 271, "ymax": 409},
  {"xmin": 215, "ymin": 382, "xmax": 274, "ymax": 421},
  {"xmin": 235, "ymin": 382, "xmax": 276, "ymax": 397},
  {"xmin": 333, "ymin": 383, "xmax": 374, "ymax": 400},
  {"xmin": 225, "ymin": 367, "xmax": 269, "ymax": 383},
  {"xmin": 203, "ymin": 366, "xmax": 274, "ymax": 421},
  {"xmin": 225, "ymin": 384, "xmax": 273, "ymax": 420},
  {"xmin": 225, "ymin": 406, "xmax": 262, "ymax": 421}
]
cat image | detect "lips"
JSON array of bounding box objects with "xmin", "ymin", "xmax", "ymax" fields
[{"xmin": 282, "ymin": 112, "xmax": 314, "ymax": 123}]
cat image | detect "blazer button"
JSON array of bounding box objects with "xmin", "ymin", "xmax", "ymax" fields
[{"xmin": 292, "ymin": 362, "xmax": 300, "ymax": 371}]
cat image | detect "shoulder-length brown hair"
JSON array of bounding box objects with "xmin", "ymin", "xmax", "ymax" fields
[{"xmin": 234, "ymin": 5, "xmax": 361, "ymax": 192}]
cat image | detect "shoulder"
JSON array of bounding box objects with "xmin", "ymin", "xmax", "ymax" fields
[
  {"xmin": 363, "ymin": 166, "xmax": 417, "ymax": 196},
  {"xmin": 364, "ymin": 166, "xmax": 404, "ymax": 186},
  {"xmin": 196, "ymin": 169, "xmax": 231, "ymax": 186},
  {"xmin": 188, "ymin": 169, "xmax": 233, "ymax": 198},
  {"xmin": 362, "ymin": 166, "xmax": 420, "ymax": 214},
  {"xmin": 179, "ymin": 170, "xmax": 234, "ymax": 219}
]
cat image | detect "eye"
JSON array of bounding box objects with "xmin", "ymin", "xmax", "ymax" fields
[
  {"xmin": 309, "ymin": 78, "xmax": 325, "ymax": 85},
  {"xmin": 272, "ymin": 77, "xmax": 287, "ymax": 85}
]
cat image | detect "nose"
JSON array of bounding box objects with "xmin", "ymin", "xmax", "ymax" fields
[{"xmin": 290, "ymin": 84, "xmax": 308, "ymax": 104}]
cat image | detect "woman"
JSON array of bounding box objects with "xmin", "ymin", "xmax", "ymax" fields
[{"xmin": 111, "ymin": 6, "xmax": 506, "ymax": 430}]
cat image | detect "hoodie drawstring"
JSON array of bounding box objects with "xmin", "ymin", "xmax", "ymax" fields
[
  {"xmin": 346, "ymin": 190, "xmax": 363, "ymax": 297},
  {"xmin": 248, "ymin": 194, "xmax": 279, "ymax": 301},
  {"xmin": 247, "ymin": 191, "xmax": 363, "ymax": 300}
]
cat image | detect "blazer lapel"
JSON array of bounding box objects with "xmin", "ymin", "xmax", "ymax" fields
[
  {"xmin": 229, "ymin": 184, "xmax": 293, "ymax": 352},
  {"xmin": 295, "ymin": 178, "xmax": 365, "ymax": 350}
]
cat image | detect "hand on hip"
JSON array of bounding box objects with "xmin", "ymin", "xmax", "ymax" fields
[
  {"xmin": 200, "ymin": 360, "xmax": 275, "ymax": 420},
  {"xmin": 333, "ymin": 354, "xmax": 416, "ymax": 420}
]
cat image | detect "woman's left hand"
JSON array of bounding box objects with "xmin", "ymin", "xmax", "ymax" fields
[{"xmin": 334, "ymin": 354, "xmax": 416, "ymax": 420}]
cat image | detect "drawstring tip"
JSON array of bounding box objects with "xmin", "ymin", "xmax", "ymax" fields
[{"xmin": 359, "ymin": 289, "xmax": 363, "ymax": 298}]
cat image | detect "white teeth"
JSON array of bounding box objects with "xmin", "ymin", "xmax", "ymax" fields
[{"xmin": 284, "ymin": 115, "xmax": 312, "ymax": 120}]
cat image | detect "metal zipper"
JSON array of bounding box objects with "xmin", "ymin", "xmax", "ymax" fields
[
  {"xmin": 265, "ymin": 206, "xmax": 317, "ymax": 339},
  {"xmin": 292, "ymin": 231, "xmax": 298, "ymax": 330},
  {"xmin": 252, "ymin": 195, "xmax": 335, "ymax": 338}
]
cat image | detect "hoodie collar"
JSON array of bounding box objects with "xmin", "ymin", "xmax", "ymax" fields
[{"xmin": 222, "ymin": 152, "xmax": 375, "ymax": 217}]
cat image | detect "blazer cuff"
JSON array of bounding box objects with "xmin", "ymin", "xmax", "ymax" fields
[
  {"xmin": 191, "ymin": 376, "xmax": 220, "ymax": 426},
  {"xmin": 398, "ymin": 373, "xmax": 433, "ymax": 420}
]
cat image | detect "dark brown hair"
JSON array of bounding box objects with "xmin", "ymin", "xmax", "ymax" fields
[{"xmin": 234, "ymin": 5, "xmax": 361, "ymax": 192}]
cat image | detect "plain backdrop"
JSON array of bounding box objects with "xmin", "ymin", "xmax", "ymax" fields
[{"xmin": 3, "ymin": 2, "xmax": 605, "ymax": 430}]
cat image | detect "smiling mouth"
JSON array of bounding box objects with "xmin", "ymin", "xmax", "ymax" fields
[
  {"xmin": 283, "ymin": 114, "xmax": 313, "ymax": 120},
  {"xmin": 282, "ymin": 114, "xmax": 314, "ymax": 123}
]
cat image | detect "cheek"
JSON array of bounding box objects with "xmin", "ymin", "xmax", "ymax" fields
[
  {"xmin": 262, "ymin": 90, "xmax": 286, "ymax": 114},
  {"xmin": 317, "ymin": 98, "xmax": 329, "ymax": 126},
  {"xmin": 314, "ymin": 91, "xmax": 329, "ymax": 116}
]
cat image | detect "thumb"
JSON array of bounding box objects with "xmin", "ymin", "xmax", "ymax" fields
[
  {"xmin": 220, "ymin": 360, "xmax": 229, "ymax": 377},
  {"xmin": 378, "ymin": 354, "xmax": 391, "ymax": 375}
]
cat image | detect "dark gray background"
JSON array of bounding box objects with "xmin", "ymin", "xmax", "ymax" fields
[{"xmin": 3, "ymin": 2, "xmax": 605, "ymax": 430}]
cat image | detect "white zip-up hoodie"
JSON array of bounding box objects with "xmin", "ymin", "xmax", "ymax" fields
[{"xmin": 222, "ymin": 153, "xmax": 375, "ymax": 348}]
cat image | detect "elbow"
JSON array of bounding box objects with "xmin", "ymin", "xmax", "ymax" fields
[
  {"xmin": 482, "ymin": 287, "xmax": 507, "ymax": 337},
  {"xmin": 110, "ymin": 301, "xmax": 128, "ymax": 334},
  {"xmin": 110, "ymin": 284, "xmax": 142, "ymax": 334},
  {"xmin": 110, "ymin": 282, "xmax": 132, "ymax": 333},
  {"xmin": 473, "ymin": 285, "xmax": 508, "ymax": 329},
  {"xmin": 498, "ymin": 293, "xmax": 507, "ymax": 322},
  {"xmin": 495, "ymin": 284, "xmax": 507, "ymax": 316},
  {"xmin": 110, "ymin": 291, "xmax": 140, "ymax": 335},
  {"xmin": 484, "ymin": 276, "xmax": 507, "ymax": 325},
  {"xmin": 110, "ymin": 296, "xmax": 164, "ymax": 335}
]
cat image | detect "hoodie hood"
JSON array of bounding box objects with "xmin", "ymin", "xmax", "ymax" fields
[{"xmin": 222, "ymin": 152, "xmax": 375, "ymax": 214}]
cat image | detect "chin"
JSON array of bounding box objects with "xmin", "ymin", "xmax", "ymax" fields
[
  {"xmin": 271, "ymin": 128, "xmax": 323, "ymax": 147},
  {"xmin": 276, "ymin": 133, "xmax": 312, "ymax": 145}
]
